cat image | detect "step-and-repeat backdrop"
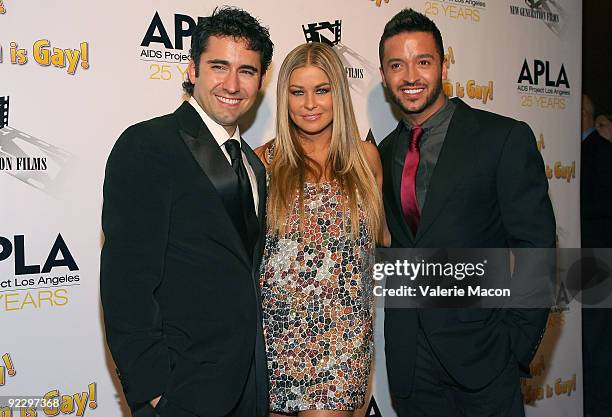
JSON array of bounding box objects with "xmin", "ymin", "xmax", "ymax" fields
[{"xmin": 1, "ymin": 1, "xmax": 581, "ymax": 416}]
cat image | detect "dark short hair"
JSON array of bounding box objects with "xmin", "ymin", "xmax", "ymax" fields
[
  {"xmin": 182, "ymin": 6, "xmax": 274, "ymax": 95},
  {"xmin": 378, "ymin": 8, "xmax": 444, "ymax": 66}
]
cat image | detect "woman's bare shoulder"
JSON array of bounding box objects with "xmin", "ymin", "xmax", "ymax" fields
[
  {"xmin": 360, "ymin": 140, "xmax": 381, "ymax": 166},
  {"xmin": 255, "ymin": 139, "xmax": 276, "ymax": 168}
]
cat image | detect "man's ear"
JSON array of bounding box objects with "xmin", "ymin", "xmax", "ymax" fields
[
  {"xmin": 442, "ymin": 57, "xmax": 449, "ymax": 81},
  {"xmin": 187, "ymin": 59, "xmax": 197, "ymax": 83},
  {"xmin": 380, "ymin": 67, "xmax": 387, "ymax": 88}
]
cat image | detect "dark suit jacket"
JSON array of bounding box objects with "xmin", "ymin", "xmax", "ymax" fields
[
  {"xmin": 581, "ymin": 129, "xmax": 612, "ymax": 247},
  {"xmin": 379, "ymin": 98, "xmax": 555, "ymax": 396},
  {"xmin": 581, "ymin": 130, "xmax": 612, "ymax": 414},
  {"xmin": 100, "ymin": 102, "xmax": 268, "ymax": 416}
]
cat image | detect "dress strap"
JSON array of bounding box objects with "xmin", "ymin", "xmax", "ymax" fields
[{"xmin": 265, "ymin": 141, "xmax": 276, "ymax": 165}]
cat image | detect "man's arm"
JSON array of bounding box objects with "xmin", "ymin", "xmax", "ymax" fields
[
  {"xmin": 496, "ymin": 121, "xmax": 556, "ymax": 373},
  {"xmin": 100, "ymin": 124, "xmax": 172, "ymax": 406},
  {"xmin": 496, "ymin": 121, "xmax": 556, "ymax": 249}
]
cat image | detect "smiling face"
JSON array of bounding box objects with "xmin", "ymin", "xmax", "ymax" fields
[
  {"xmin": 188, "ymin": 35, "xmax": 262, "ymax": 134},
  {"xmin": 288, "ymin": 65, "xmax": 334, "ymax": 140},
  {"xmin": 380, "ymin": 31, "xmax": 447, "ymax": 125}
]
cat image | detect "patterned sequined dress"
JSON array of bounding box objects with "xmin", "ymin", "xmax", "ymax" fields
[{"xmin": 260, "ymin": 160, "xmax": 375, "ymax": 412}]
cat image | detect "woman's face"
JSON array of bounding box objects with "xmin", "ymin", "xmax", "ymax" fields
[{"xmin": 288, "ymin": 65, "xmax": 333, "ymax": 139}]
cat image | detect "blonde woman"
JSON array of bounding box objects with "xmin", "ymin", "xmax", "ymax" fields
[{"xmin": 256, "ymin": 42, "xmax": 388, "ymax": 417}]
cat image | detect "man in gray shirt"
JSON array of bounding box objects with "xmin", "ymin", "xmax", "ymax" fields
[{"xmin": 378, "ymin": 8, "xmax": 555, "ymax": 417}]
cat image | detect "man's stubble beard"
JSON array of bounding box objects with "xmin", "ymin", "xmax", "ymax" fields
[{"xmin": 390, "ymin": 76, "xmax": 444, "ymax": 117}]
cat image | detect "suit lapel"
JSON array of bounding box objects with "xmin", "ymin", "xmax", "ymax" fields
[
  {"xmin": 242, "ymin": 143, "xmax": 266, "ymax": 225},
  {"xmin": 174, "ymin": 102, "xmax": 250, "ymax": 267},
  {"xmin": 416, "ymin": 99, "xmax": 479, "ymax": 242},
  {"xmin": 384, "ymin": 122, "xmax": 416, "ymax": 243},
  {"xmin": 242, "ymin": 141, "xmax": 267, "ymax": 269}
]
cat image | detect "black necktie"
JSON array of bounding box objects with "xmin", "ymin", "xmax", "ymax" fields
[{"xmin": 224, "ymin": 139, "xmax": 259, "ymax": 255}]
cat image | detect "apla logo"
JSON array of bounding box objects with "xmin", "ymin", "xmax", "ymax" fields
[
  {"xmin": 0, "ymin": 234, "xmax": 78, "ymax": 276},
  {"xmin": 517, "ymin": 59, "xmax": 569, "ymax": 88},
  {"xmin": 140, "ymin": 11, "xmax": 199, "ymax": 63},
  {"xmin": 516, "ymin": 59, "xmax": 570, "ymax": 99},
  {"xmin": 141, "ymin": 11, "xmax": 203, "ymax": 50},
  {"xmin": 302, "ymin": 20, "xmax": 342, "ymax": 46},
  {"xmin": 516, "ymin": 59, "xmax": 570, "ymax": 98}
]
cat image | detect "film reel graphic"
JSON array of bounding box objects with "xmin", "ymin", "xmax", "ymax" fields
[
  {"xmin": 0, "ymin": 96, "xmax": 75, "ymax": 195},
  {"xmin": 0, "ymin": 97, "xmax": 8, "ymax": 128}
]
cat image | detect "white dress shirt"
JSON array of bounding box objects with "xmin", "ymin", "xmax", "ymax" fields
[{"xmin": 188, "ymin": 97, "xmax": 259, "ymax": 215}]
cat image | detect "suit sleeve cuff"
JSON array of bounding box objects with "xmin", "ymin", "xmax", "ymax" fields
[{"xmin": 119, "ymin": 344, "xmax": 171, "ymax": 406}]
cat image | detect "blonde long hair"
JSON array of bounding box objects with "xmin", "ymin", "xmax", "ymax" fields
[{"xmin": 267, "ymin": 42, "xmax": 384, "ymax": 243}]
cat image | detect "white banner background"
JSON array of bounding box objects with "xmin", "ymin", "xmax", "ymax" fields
[{"xmin": 0, "ymin": 1, "xmax": 581, "ymax": 416}]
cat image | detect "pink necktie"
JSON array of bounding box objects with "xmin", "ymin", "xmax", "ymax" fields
[{"xmin": 400, "ymin": 126, "xmax": 424, "ymax": 235}]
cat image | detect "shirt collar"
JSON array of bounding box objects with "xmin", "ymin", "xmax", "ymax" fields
[
  {"xmin": 582, "ymin": 127, "xmax": 595, "ymax": 141},
  {"xmin": 403, "ymin": 96, "xmax": 454, "ymax": 132},
  {"xmin": 188, "ymin": 97, "xmax": 241, "ymax": 147}
]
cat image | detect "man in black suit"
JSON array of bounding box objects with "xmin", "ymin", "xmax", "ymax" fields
[
  {"xmin": 377, "ymin": 9, "xmax": 555, "ymax": 417},
  {"xmin": 100, "ymin": 7, "xmax": 273, "ymax": 417},
  {"xmin": 581, "ymin": 94, "xmax": 612, "ymax": 417},
  {"xmin": 581, "ymin": 95, "xmax": 612, "ymax": 248}
]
